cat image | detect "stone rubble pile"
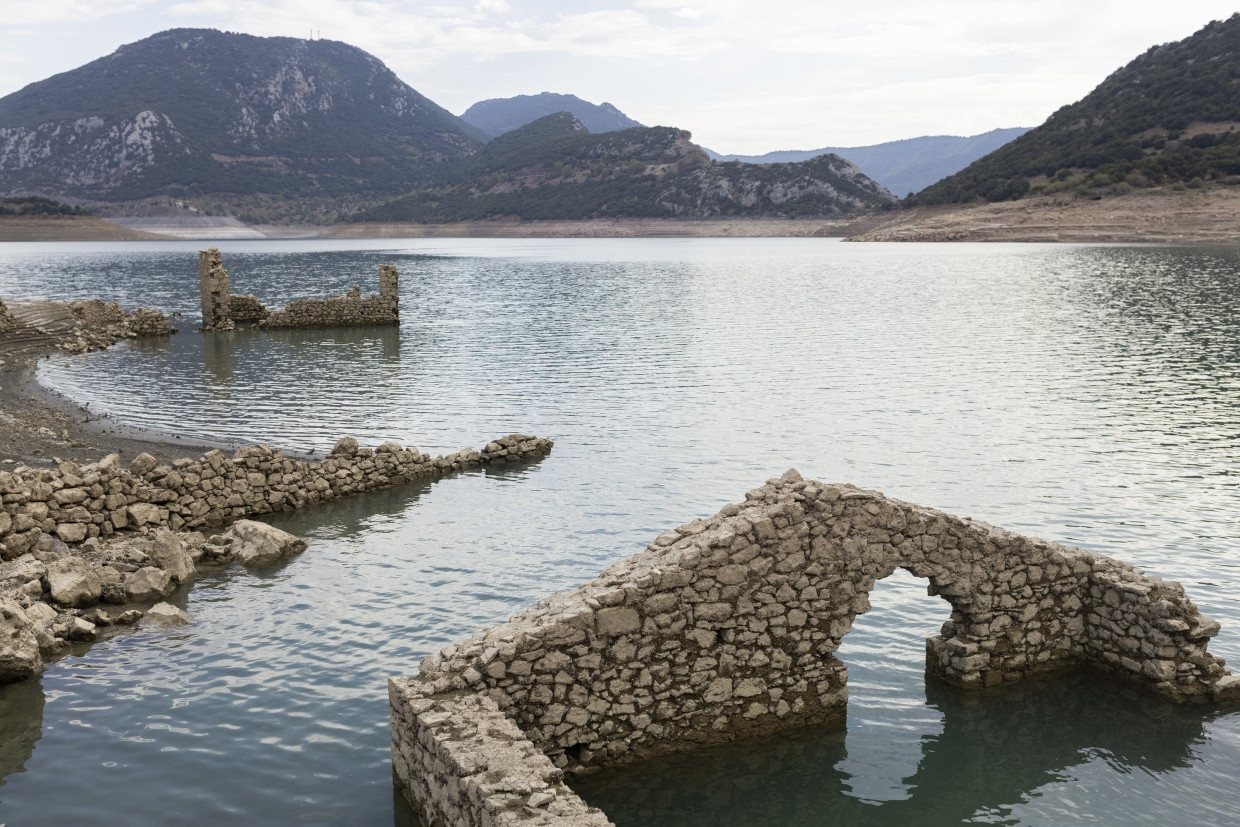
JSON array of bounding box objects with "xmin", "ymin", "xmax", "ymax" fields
[
  {"xmin": 56, "ymin": 299, "xmax": 174, "ymax": 353},
  {"xmin": 0, "ymin": 433, "xmax": 552, "ymax": 559},
  {"xmin": 0, "ymin": 519, "xmax": 303, "ymax": 683},
  {"xmin": 391, "ymin": 469, "xmax": 1237, "ymax": 827}
]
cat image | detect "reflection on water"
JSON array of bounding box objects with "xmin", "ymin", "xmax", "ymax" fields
[
  {"xmin": 0, "ymin": 239, "xmax": 1237, "ymax": 825},
  {"xmin": 573, "ymin": 673, "xmax": 1213, "ymax": 827},
  {"xmin": 0, "ymin": 678, "xmax": 44, "ymax": 791}
]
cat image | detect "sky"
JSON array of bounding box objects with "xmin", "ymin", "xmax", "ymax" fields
[{"xmin": 0, "ymin": 1, "xmax": 1237, "ymax": 155}]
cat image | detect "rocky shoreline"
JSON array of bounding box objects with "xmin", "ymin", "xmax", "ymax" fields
[{"xmin": 0, "ymin": 295, "xmax": 555, "ymax": 686}]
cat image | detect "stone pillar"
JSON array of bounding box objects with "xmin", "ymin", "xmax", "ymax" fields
[
  {"xmin": 198, "ymin": 248, "xmax": 232, "ymax": 331},
  {"xmin": 379, "ymin": 265, "xmax": 399, "ymax": 307}
]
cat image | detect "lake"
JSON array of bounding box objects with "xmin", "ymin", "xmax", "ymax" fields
[{"xmin": 0, "ymin": 238, "xmax": 1237, "ymax": 825}]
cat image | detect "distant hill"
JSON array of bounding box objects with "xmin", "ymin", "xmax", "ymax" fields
[
  {"xmin": 710, "ymin": 128, "xmax": 1031, "ymax": 198},
  {"xmin": 461, "ymin": 93, "xmax": 643, "ymax": 138},
  {"xmin": 356, "ymin": 113, "xmax": 895, "ymax": 222},
  {"xmin": 915, "ymin": 14, "xmax": 1240, "ymax": 204},
  {"xmin": 0, "ymin": 29, "xmax": 486, "ymax": 221},
  {"xmin": 0, "ymin": 196, "xmax": 89, "ymax": 217}
]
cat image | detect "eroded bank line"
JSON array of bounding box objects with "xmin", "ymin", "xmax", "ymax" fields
[{"xmin": 390, "ymin": 469, "xmax": 1238, "ymax": 827}]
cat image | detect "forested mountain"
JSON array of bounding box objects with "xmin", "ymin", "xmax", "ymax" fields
[
  {"xmin": 356, "ymin": 113, "xmax": 896, "ymax": 222},
  {"xmin": 0, "ymin": 29, "xmax": 486, "ymax": 220},
  {"xmin": 915, "ymin": 14, "xmax": 1240, "ymax": 204},
  {"xmin": 711, "ymin": 128, "xmax": 1031, "ymax": 198},
  {"xmin": 460, "ymin": 93, "xmax": 643, "ymax": 138}
]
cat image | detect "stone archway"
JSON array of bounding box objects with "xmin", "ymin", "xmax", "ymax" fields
[{"xmin": 390, "ymin": 470, "xmax": 1238, "ymax": 826}]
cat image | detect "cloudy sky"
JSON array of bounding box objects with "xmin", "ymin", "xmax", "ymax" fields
[{"xmin": 1, "ymin": 1, "xmax": 1236, "ymax": 154}]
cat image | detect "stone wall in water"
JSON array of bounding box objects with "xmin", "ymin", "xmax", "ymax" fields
[
  {"xmin": 197, "ymin": 248, "xmax": 399, "ymax": 331},
  {"xmin": 0, "ymin": 434, "xmax": 552, "ymax": 558},
  {"xmin": 390, "ymin": 469, "xmax": 1239, "ymax": 827}
]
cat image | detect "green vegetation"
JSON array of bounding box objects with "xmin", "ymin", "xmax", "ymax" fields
[
  {"xmin": 356, "ymin": 114, "xmax": 895, "ymax": 222},
  {"xmin": 913, "ymin": 14, "xmax": 1240, "ymax": 204},
  {"xmin": 0, "ymin": 196, "xmax": 89, "ymax": 216}
]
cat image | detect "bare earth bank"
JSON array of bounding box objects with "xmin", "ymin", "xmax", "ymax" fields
[{"xmin": 848, "ymin": 188, "xmax": 1240, "ymax": 243}]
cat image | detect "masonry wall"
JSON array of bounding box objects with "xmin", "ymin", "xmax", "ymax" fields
[
  {"xmin": 259, "ymin": 291, "xmax": 398, "ymax": 329},
  {"xmin": 0, "ymin": 434, "xmax": 552, "ymax": 558},
  {"xmin": 198, "ymin": 248, "xmax": 231, "ymax": 330},
  {"xmin": 390, "ymin": 469, "xmax": 1238, "ymax": 825}
]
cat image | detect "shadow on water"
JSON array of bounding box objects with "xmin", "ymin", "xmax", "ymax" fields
[
  {"xmin": 571, "ymin": 671, "xmax": 1215, "ymax": 827},
  {"xmin": 0, "ymin": 678, "xmax": 44, "ymax": 796}
]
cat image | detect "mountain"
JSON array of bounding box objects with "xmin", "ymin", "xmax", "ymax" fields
[
  {"xmin": 0, "ymin": 29, "xmax": 486, "ymax": 220},
  {"xmin": 915, "ymin": 14, "xmax": 1240, "ymax": 204},
  {"xmin": 460, "ymin": 93, "xmax": 643, "ymax": 139},
  {"xmin": 355, "ymin": 112, "xmax": 895, "ymax": 222},
  {"xmin": 710, "ymin": 128, "xmax": 1032, "ymax": 198}
]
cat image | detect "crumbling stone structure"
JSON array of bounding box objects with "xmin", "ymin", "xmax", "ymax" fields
[
  {"xmin": 198, "ymin": 248, "xmax": 232, "ymax": 331},
  {"xmin": 0, "ymin": 434, "xmax": 551, "ymax": 557},
  {"xmin": 390, "ymin": 470, "xmax": 1239, "ymax": 827},
  {"xmin": 196, "ymin": 248, "xmax": 399, "ymax": 331}
]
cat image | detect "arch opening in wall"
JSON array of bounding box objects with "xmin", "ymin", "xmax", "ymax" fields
[{"xmin": 831, "ymin": 566, "xmax": 951, "ymax": 803}]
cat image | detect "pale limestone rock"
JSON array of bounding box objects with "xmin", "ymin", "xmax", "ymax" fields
[
  {"xmin": 124, "ymin": 567, "xmax": 173, "ymax": 602},
  {"xmin": 0, "ymin": 599, "xmax": 41, "ymax": 683},
  {"xmin": 226, "ymin": 520, "xmax": 306, "ymax": 567},
  {"xmin": 47, "ymin": 557, "xmax": 101, "ymax": 607},
  {"xmin": 149, "ymin": 529, "xmax": 195, "ymax": 583},
  {"xmin": 141, "ymin": 602, "xmax": 188, "ymax": 626}
]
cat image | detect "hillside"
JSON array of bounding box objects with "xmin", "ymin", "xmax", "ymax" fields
[
  {"xmin": 356, "ymin": 113, "xmax": 895, "ymax": 222},
  {"xmin": 0, "ymin": 29, "xmax": 486, "ymax": 221},
  {"xmin": 711, "ymin": 128, "xmax": 1031, "ymax": 198},
  {"xmin": 915, "ymin": 14, "xmax": 1240, "ymax": 204},
  {"xmin": 461, "ymin": 92, "xmax": 643, "ymax": 138}
]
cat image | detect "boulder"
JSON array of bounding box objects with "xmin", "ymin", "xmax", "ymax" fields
[
  {"xmin": 330, "ymin": 436, "xmax": 359, "ymax": 457},
  {"xmin": 226, "ymin": 520, "xmax": 306, "ymax": 567},
  {"xmin": 149, "ymin": 529, "xmax": 195, "ymax": 584},
  {"xmin": 123, "ymin": 567, "xmax": 173, "ymax": 603},
  {"xmin": 0, "ymin": 599, "xmax": 41, "ymax": 683},
  {"xmin": 127, "ymin": 503, "xmax": 162, "ymax": 528},
  {"xmin": 141, "ymin": 602, "xmax": 188, "ymax": 627},
  {"xmin": 47, "ymin": 557, "xmax": 102, "ymax": 607}
]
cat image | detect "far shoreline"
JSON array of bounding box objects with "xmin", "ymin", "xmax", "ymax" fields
[{"xmin": 5, "ymin": 189, "xmax": 1240, "ymax": 244}]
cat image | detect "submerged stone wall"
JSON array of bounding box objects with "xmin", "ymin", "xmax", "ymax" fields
[
  {"xmin": 390, "ymin": 470, "xmax": 1238, "ymax": 826},
  {"xmin": 0, "ymin": 434, "xmax": 552, "ymax": 559},
  {"xmin": 196, "ymin": 248, "xmax": 399, "ymax": 331}
]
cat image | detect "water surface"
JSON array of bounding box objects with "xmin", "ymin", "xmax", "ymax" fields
[{"xmin": 0, "ymin": 238, "xmax": 1237, "ymax": 825}]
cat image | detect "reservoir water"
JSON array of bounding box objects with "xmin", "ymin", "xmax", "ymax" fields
[{"xmin": 0, "ymin": 238, "xmax": 1237, "ymax": 825}]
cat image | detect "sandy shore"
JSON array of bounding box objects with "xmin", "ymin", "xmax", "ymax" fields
[
  {"xmin": 0, "ymin": 301, "xmax": 230, "ymax": 470},
  {"xmin": 848, "ymin": 188, "xmax": 1240, "ymax": 243}
]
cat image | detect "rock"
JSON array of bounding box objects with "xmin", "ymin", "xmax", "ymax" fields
[
  {"xmin": 129, "ymin": 453, "xmax": 158, "ymax": 476},
  {"xmin": 113, "ymin": 610, "xmax": 143, "ymax": 625},
  {"xmin": 0, "ymin": 599, "xmax": 41, "ymax": 683},
  {"xmin": 595, "ymin": 606, "xmax": 640, "ymax": 637},
  {"xmin": 24, "ymin": 602, "xmax": 57, "ymax": 623},
  {"xmin": 331, "ymin": 436, "xmax": 359, "ymax": 457},
  {"xmin": 149, "ymin": 529, "xmax": 195, "ymax": 584},
  {"xmin": 141, "ymin": 602, "xmax": 188, "ymax": 626},
  {"xmin": 1212, "ymin": 674, "xmax": 1240, "ymax": 705},
  {"xmin": 127, "ymin": 503, "xmax": 162, "ymax": 528},
  {"xmin": 226, "ymin": 520, "xmax": 306, "ymax": 567},
  {"xmin": 46, "ymin": 557, "xmax": 102, "ymax": 607},
  {"xmin": 123, "ymin": 567, "xmax": 173, "ymax": 602},
  {"xmin": 68, "ymin": 616, "xmax": 97, "ymax": 641},
  {"xmin": 55, "ymin": 523, "xmax": 88, "ymax": 544}
]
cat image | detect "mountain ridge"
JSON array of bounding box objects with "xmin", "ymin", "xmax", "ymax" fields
[
  {"xmin": 461, "ymin": 92, "xmax": 643, "ymax": 138},
  {"xmin": 914, "ymin": 14, "xmax": 1240, "ymax": 204}
]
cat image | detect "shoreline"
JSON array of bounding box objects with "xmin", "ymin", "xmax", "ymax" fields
[{"xmin": 0, "ymin": 302, "xmax": 229, "ymax": 470}]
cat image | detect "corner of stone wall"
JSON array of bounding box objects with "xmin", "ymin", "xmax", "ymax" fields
[{"xmin": 389, "ymin": 679, "xmax": 614, "ymax": 827}]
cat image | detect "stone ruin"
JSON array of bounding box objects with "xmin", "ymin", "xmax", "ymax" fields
[
  {"xmin": 197, "ymin": 248, "xmax": 399, "ymax": 331},
  {"xmin": 389, "ymin": 470, "xmax": 1239, "ymax": 827}
]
